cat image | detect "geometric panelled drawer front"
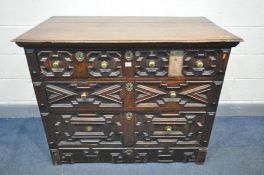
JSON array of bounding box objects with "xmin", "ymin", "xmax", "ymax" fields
[
  {"xmin": 42, "ymin": 80, "xmax": 222, "ymax": 109},
  {"xmin": 37, "ymin": 49, "xmax": 229, "ymax": 79},
  {"xmin": 135, "ymin": 81, "xmax": 222, "ymax": 108},
  {"xmin": 134, "ymin": 111, "xmax": 214, "ymax": 148},
  {"xmin": 134, "ymin": 49, "xmax": 229, "ymax": 78},
  {"xmin": 45, "ymin": 111, "xmax": 214, "ymax": 148},
  {"xmin": 14, "ymin": 16, "xmax": 241, "ymax": 165},
  {"xmin": 48, "ymin": 112, "xmax": 124, "ymax": 147},
  {"xmin": 38, "ymin": 50, "xmax": 122, "ymax": 78},
  {"xmin": 44, "ymin": 82, "xmax": 123, "ymax": 109}
]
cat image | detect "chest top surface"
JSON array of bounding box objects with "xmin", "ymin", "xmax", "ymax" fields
[{"xmin": 13, "ymin": 16, "xmax": 242, "ymax": 44}]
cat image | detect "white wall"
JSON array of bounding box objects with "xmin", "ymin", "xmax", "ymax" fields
[{"xmin": 0, "ymin": 0, "xmax": 264, "ymax": 107}]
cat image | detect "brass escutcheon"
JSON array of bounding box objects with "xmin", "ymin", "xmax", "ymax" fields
[
  {"xmin": 148, "ymin": 60, "xmax": 156, "ymax": 68},
  {"xmin": 75, "ymin": 51, "xmax": 84, "ymax": 62},
  {"xmin": 52, "ymin": 60, "xmax": 61, "ymax": 68},
  {"xmin": 169, "ymin": 91, "xmax": 177, "ymax": 98},
  {"xmin": 124, "ymin": 149, "xmax": 133, "ymax": 156},
  {"xmin": 165, "ymin": 126, "xmax": 172, "ymax": 133},
  {"xmin": 125, "ymin": 82, "xmax": 133, "ymax": 91},
  {"xmin": 195, "ymin": 60, "xmax": 204, "ymax": 68},
  {"xmin": 100, "ymin": 61, "xmax": 109, "ymax": 69},
  {"xmin": 126, "ymin": 112, "xmax": 133, "ymax": 120},
  {"xmin": 125, "ymin": 50, "xmax": 133, "ymax": 61}
]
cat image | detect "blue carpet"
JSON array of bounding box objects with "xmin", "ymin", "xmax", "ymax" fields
[{"xmin": 0, "ymin": 116, "xmax": 263, "ymax": 175}]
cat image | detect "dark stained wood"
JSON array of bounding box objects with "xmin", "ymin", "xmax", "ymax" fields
[{"xmin": 14, "ymin": 16, "xmax": 241, "ymax": 165}]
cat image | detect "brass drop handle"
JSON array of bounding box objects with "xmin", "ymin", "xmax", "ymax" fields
[
  {"xmin": 195, "ymin": 60, "xmax": 204, "ymax": 68},
  {"xmin": 52, "ymin": 60, "xmax": 61, "ymax": 68},
  {"xmin": 81, "ymin": 92, "xmax": 88, "ymax": 99},
  {"xmin": 169, "ymin": 91, "xmax": 177, "ymax": 98},
  {"xmin": 165, "ymin": 126, "xmax": 172, "ymax": 133},
  {"xmin": 100, "ymin": 61, "xmax": 109, "ymax": 69},
  {"xmin": 148, "ymin": 60, "xmax": 156, "ymax": 68}
]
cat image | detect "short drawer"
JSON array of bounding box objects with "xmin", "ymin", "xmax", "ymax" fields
[
  {"xmin": 43, "ymin": 112, "xmax": 124, "ymax": 148},
  {"xmin": 35, "ymin": 81, "xmax": 124, "ymax": 110},
  {"xmin": 133, "ymin": 80, "xmax": 222, "ymax": 109},
  {"xmin": 132, "ymin": 49, "xmax": 229, "ymax": 78},
  {"xmin": 37, "ymin": 50, "xmax": 123, "ymax": 78},
  {"xmin": 134, "ymin": 111, "xmax": 215, "ymax": 148}
]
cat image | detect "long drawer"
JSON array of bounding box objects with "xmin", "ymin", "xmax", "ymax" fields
[
  {"xmin": 33, "ymin": 80, "xmax": 222, "ymax": 111},
  {"xmin": 41, "ymin": 111, "xmax": 215, "ymax": 149},
  {"xmin": 27, "ymin": 49, "xmax": 230, "ymax": 80},
  {"xmin": 53, "ymin": 147, "xmax": 207, "ymax": 164}
]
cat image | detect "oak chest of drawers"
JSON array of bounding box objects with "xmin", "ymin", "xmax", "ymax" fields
[{"xmin": 13, "ymin": 16, "xmax": 242, "ymax": 165}]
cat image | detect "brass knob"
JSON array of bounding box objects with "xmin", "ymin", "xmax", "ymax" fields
[
  {"xmin": 81, "ymin": 92, "xmax": 88, "ymax": 99},
  {"xmin": 126, "ymin": 112, "xmax": 133, "ymax": 120},
  {"xmin": 100, "ymin": 61, "xmax": 109, "ymax": 69},
  {"xmin": 75, "ymin": 51, "xmax": 84, "ymax": 62},
  {"xmin": 52, "ymin": 60, "xmax": 61, "ymax": 68},
  {"xmin": 165, "ymin": 126, "xmax": 172, "ymax": 133},
  {"xmin": 125, "ymin": 82, "xmax": 133, "ymax": 92},
  {"xmin": 195, "ymin": 60, "xmax": 204, "ymax": 68},
  {"xmin": 169, "ymin": 91, "xmax": 177, "ymax": 98},
  {"xmin": 148, "ymin": 60, "xmax": 156, "ymax": 68},
  {"xmin": 85, "ymin": 126, "xmax": 93, "ymax": 132},
  {"xmin": 197, "ymin": 122, "xmax": 203, "ymax": 127}
]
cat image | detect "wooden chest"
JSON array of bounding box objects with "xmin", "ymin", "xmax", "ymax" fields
[{"xmin": 13, "ymin": 16, "xmax": 242, "ymax": 165}]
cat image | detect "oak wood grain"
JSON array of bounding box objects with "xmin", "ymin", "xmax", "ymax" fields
[{"xmin": 13, "ymin": 16, "xmax": 242, "ymax": 44}]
